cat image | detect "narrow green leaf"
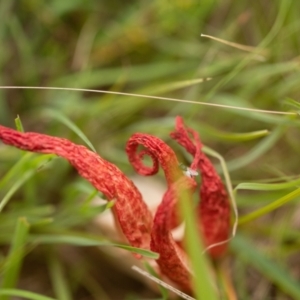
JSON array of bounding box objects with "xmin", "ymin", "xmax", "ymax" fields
[
  {"xmin": 231, "ymin": 235, "xmax": 300, "ymax": 299},
  {"xmin": 225, "ymin": 125, "xmax": 285, "ymax": 171},
  {"xmin": 47, "ymin": 248, "xmax": 72, "ymax": 300},
  {"xmin": 1, "ymin": 218, "xmax": 30, "ymax": 300},
  {"xmin": 53, "ymin": 61, "xmax": 195, "ymax": 88},
  {"xmin": 29, "ymin": 233, "xmax": 159, "ymax": 259},
  {"xmin": 200, "ymin": 124, "xmax": 269, "ymax": 142},
  {"xmin": 0, "ymin": 153, "xmax": 55, "ymax": 194},
  {"xmin": 284, "ymin": 97, "xmax": 300, "ymax": 110},
  {"xmin": 147, "ymin": 77, "xmax": 211, "ymax": 95},
  {"xmin": 234, "ymin": 177, "xmax": 300, "ymax": 193},
  {"xmin": 203, "ymin": 146, "xmax": 237, "ymax": 237},
  {"xmin": 14, "ymin": 115, "xmax": 24, "ymax": 132},
  {"xmin": 179, "ymin": 190, "xmax": 218, "ymax": 300},
  {"xmin": 0, "ymin": 171, "xmax": 35, "ymax": 213},
  {"xmin": 43, "ymin": 109, "xmax": 96, "ymax": 152},
  {"xmin": 81, "ymin": 189, "xmax": 99, "ymax": 207},
  {"xmin": 0, "ymin": 289, "xmax": 56, "ymax": 300},
  {"xmin": 216, "ymin": 96, "xmax": 288, "ymax": 125},
  {"xmin": 238, "ymin": 188, "xmax": 300, "ymax": 225},
  {"xmin": 0, "ymin": 152, "xmax": 33, "ymax": 190}
]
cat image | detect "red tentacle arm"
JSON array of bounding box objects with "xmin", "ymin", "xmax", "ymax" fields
[
  {"xmin": 0, "ymin": 125, "xmax": 152, "ymax": 252},
  {"xmin": 126, "ymin": 133, "xmax": 183, "ymax": 186},
  {"xmin": 170, "ymin": 116, "xmax": 231, "ymax": 258},
  {"xmin": 150, "ymin": 176, "xmax": 197, "ymax": 292}
]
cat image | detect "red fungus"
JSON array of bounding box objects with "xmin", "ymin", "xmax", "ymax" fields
[
  {"xmin": 0, "ymin": 125, "xmax": 152, "ymax": 252},
  {"xmin": 126, "ymin": 132, "xmax": 201, "ymax": 292},
  {"xmin": 126, "ymin": 133, "xmax": 183, "ymax": 185},
  {"xmin": 0, "ymin": 116, "xmax": 231, "ymax": 292},
  {"xmin": 170, "ymin": 116, "xmax": 231, "ymax": 258},
  {"xmin": 150, "ymin": 175, "xmax": 197, "ymax": 292}
]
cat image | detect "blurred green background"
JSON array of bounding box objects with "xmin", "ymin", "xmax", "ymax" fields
[{"xmin": 1, "ymin": 0, "xmax": 300, "ymax": 299}]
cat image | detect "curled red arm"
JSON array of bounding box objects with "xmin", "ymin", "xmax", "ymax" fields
[
  {"xmin": 126, "ymin": 133, "xmax": 183, "ymax": 186},
  {"xmin": 170, "ymin": 116, "xmax": 231, "ymax": 258}
]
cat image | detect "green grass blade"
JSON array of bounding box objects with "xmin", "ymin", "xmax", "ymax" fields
[
  {"xmin": 47, "ymin": 248, "xmax": 72, "ymax": 300},
  {"xmin": 30, "ymin": 233, "xmax": 159, "ymax": 259},
  {"xmin": 81, "ymin": 189, "xmax": 99, "ymax": 207},
  {"xmin": 231, "ymin": 235, "xmax": 300, "ymax": 299},
  {"xmin": 14, "ymin": 115, "xmax": 24, "ymax": 132},
  {"xmin": 43, "ymin": 108, "xmax": 96, "ymax": 152},
  {"xmin": 209, "ymin": 129, "xmax": 269, "ymax": 142},
  {"xmin": 225, "ymin": 125, "xmax": 285, "ymax": 171},
  {"xmin": 235, "ymin": 178, "xmax": 300, "ymax": 193},
  {"xmin": 179, "ymin": 190, "xmax": 218, "ymax": 300},
  {"xmin": 0, "ymin": 153, "xmax": 56, "ymax": 210},
  {"xmin": 202, "ymin": 0, "xmax": 292, "ymax": 103},
  {"xmin": 0, "ymin": 289, "xmax": 56, "ymax": 300},
  {"xmin": 203, "ymin": 146, "xmax": 237, "ymax": 237},
  {"xmin": 146, "ymin": 77, "xmax": 211, "ymax": 95},
  {"xmin": 200, "ymin": 124, "xmax": 269, "ymax": 142},
  {"xmin": 0, "ymin": 217, "xmax": 30, "ymax": 300},
  {"xmin": 260, "ymin": 0, "xmax": 293, "ymax": 47},
  {"xmin": 0, "ymin": 170, "xmax": 35, "ymax": 213},
  {"xmin": 238, "ymin": 187, "xmax": 300, "ymax": 225},
  {"xmin": 0, "ymin": 152, "xmax": 33, "ymax": 190},
  {"xmin": 284, "ymin": 98, "xmax": 300, "ymax": 111},
  {"xmin": 52, "ymin": 61, "xmax": 195, "ymax": 88}
]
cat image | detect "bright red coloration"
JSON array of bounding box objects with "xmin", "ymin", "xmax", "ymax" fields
[
  {"xmin": 126, "ymin": 133, "xmax": 183, "ymax": 185},
  {"xmin": 126, "ymin": 133, "xmax": 185, "ymax": 229},
  {"xmin": 0, "ymin": 125, "xmax": 152, "ymax": 252},
  {"xmin": 170, "ymin": 116, "xmax": 231, "ymax": 258},
  {"xmin": 0, "ymin": 117, "xmax": 230, "ymax": 292},
  {"xmin": 127, "ymin": 133, "xmax": 200, "ymax": 292},
  {"xmin": 150, "ymin": 176, "xmax": 197, "ymax": 292}
]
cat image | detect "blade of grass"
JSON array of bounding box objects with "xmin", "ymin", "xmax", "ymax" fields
[
  {"xmin": 14, "ymin": 115, "xmax": 24, "ymax": 132},
  {"xmin": 284, "ymin": 98, "xmax": 300, "ymax": 111},
  {"xmin": 8, "ymin": 16, "xmax": 37, "ymax": 81},
  {"xmin": 225, "ymin": 125, "xmax": 285, "ymax": 171},
  {"xmin": 0, "ymin": 217, "xmax": 30, "ymax": 300},
  {"xmin": 199, "ymin": 124, "xmax": 269, "ymax": 142},
  {"xmin": 47, "ymin": 247, "xmax": 72, "ymax": 300},
  {"xmin": 231, "ymin": 234, "xmax": 300, "ymax": 299},
  {"xmin": 0, "ymin": 289, "xmax": 56, "ymax": 300},
  {"xmin": 215, "ymin": 261, "xmax": 237, "ymax": 300},
  {"xmin": 69, "ymin": 261, "xmax": 111, "ymax": 300},
  {"xmin": 234, "ymin": 178, "xmax": 300, "ymax": 193},
  {"xmin": 238, "ymin": 187, "xmax": 300, "ymax": 225},
  {"xmin": 0, "ymin": 152, "xmax": 33, "ymax": 190},
  {"xmin": 216, "ymin": 96, "xmax": 289, "ymax": 125},
  {"xmin": 146, "ymin": 77, "xmax": 212, "ymax": 95},
  {"xmin": 29, "ymin": 233, "xmax": 159, "ymax": 259},
  {"xmin": 52, "ymin": 202, "xmax": 114, "ymax": 228},
  {"xmin": 42, "ymin": 108, "xmax": 96, "ymax": 152},
  {"xmin": 201, "ymin": 0, "xmax": 293, "ymax": 103},
  {"xmin": 0, "ymin": 205, "xmax": 55, "ymax": 218},
  {"xmin": 0, "ymin": 170, "xmax": 35, "ymax": 212},
  {"xmin": 179, "ymin": 190, "xmax": 218, "ymax": 300},
  {"xmin": 52, "ymin": 61, "xmax": 195, "ymax": 88},
  {"xmin": 203, "ymin": 146, "xmax": 237, "ymax": 239},
  {"xmin": 81, "ymin": 189, "xmax": 99, "ymax": 207},
  {"xmin": 14, "ymin": 115, "xmax": 39, "ymax": 207}
]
